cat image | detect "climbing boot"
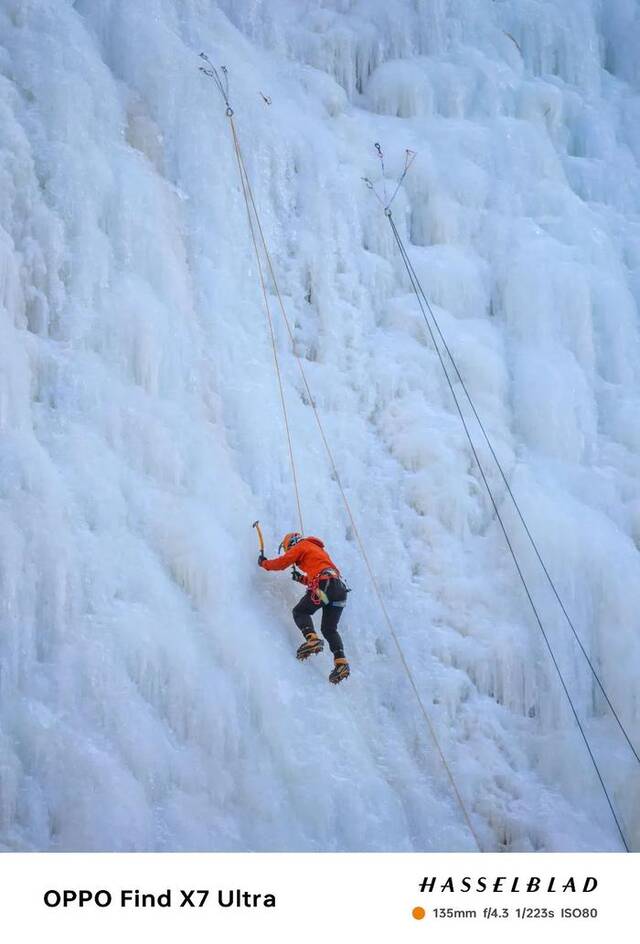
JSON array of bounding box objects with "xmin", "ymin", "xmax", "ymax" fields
[
  {"xmin": 329, "ymin": 657, "xmax": 350, "ymax": 685},
  {"xmin": 296, "ymin": 632, "xmax": 324, "ymax": 661}
]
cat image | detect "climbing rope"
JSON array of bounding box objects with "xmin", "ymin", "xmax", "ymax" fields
[
  {"xmin": 376, "ymin": 177, "xmax": 640, "ymax": 776},
  {"xmin": 366, "ymin": 150, "xmax": 640, "ymax": 770},
  {"xmin": 201, "ymin": 58, "xmax": 483, "ymax": 852},
  {"xmin": 230, "ymin": 115, "xmax": 305, "ymax": 534},
  {"xmin": 383, "ymin": 206, "xmax": 631, "ymax": 852},
  {"xmin": 199, "ymin": 55, "xmax": 304, "ymax": 534}
]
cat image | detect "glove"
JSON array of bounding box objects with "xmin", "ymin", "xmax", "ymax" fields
[
  {"xmin": 291, "ymin": 568, "xmax": 305, "ymax": 583},
  {"xmin": 258, "ymin": 553, "xmax": 266, "ymax": 566}
]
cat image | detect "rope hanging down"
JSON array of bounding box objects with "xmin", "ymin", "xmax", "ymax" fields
[
  {"xmin": 200, "ymin": 55, "xmax": 304, "ymax": 534},
  {"xmin": 365, "ymin": 148, "xmax": 640, "ymax": 771},
  {"xmin": 390, "ymin": 207, "xmax": 640, "ymax": 770},
  {"xmin": 382, "ymin": 204, "xmax": 631, "ymax": 853},
  {"xmin": 200, "ymin": 58, "xmax": 482, "ymax": 852}
]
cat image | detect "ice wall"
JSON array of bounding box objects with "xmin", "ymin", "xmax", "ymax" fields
[{"xmin": 0, "ymin": 0, "xmax": 639, "ymax": 851}]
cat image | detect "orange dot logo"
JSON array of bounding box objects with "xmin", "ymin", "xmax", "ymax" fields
[{"xmin": 412, "ymin": 906, "xmax": 426, "ymax": 920}]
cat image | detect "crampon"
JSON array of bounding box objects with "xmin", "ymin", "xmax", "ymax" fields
[
  {"xmin": 296, "ymin": 633, "xmax": 324, "ymax": 661},
  {"xmin": 329, "ymin": 658, "xmax": 350, "ymax": 684}
]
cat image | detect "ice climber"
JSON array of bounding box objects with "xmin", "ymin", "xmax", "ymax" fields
[{"xmin": 258, "ymin": 532, "xmax": 351, "ymax": 684}]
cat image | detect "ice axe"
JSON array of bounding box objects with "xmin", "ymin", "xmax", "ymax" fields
[{"xmin": 252, "ymin": 520, "xmax": 265, "ymax": 556}]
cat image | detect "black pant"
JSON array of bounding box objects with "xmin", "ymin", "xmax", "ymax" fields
[{"xmin": 292, "ymin": 578, "xmax": 347, "ymax": 657}]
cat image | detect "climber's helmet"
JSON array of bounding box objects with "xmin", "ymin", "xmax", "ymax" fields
[{"xmin": 280, "ymin": 532, "xmax": 302, "ymax": 554}]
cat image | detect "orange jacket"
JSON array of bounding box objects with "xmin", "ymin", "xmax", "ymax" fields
[{"xmin": 261, "ymin": 536, "xmax": 340, "ymax": 583}]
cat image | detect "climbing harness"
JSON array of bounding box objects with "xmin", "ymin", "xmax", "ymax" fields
[
  {"xmin": 200, "ymin": 58, "xmax": 483, "ymax": 852},
  {"xmin": 308, "ymin": 568, "xmax": 344, "ymax": 606},
  {"xmin": 364, "ymin": 154, "xmax": 635, "ymax": 851}
]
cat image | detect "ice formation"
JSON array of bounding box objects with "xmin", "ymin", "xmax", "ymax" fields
[{"xmin": 0, "ymin": 0, "xmax": 639, "ymax": 851}]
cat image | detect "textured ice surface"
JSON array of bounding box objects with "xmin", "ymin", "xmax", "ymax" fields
[{"xmin": 0, "ymin": 0, "xmax": 639, "ymax": 851}]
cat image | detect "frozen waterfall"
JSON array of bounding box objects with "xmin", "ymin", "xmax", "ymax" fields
[{"xmin": 0, "ymin": 0, "xmax": 639, "ymax": 851}]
